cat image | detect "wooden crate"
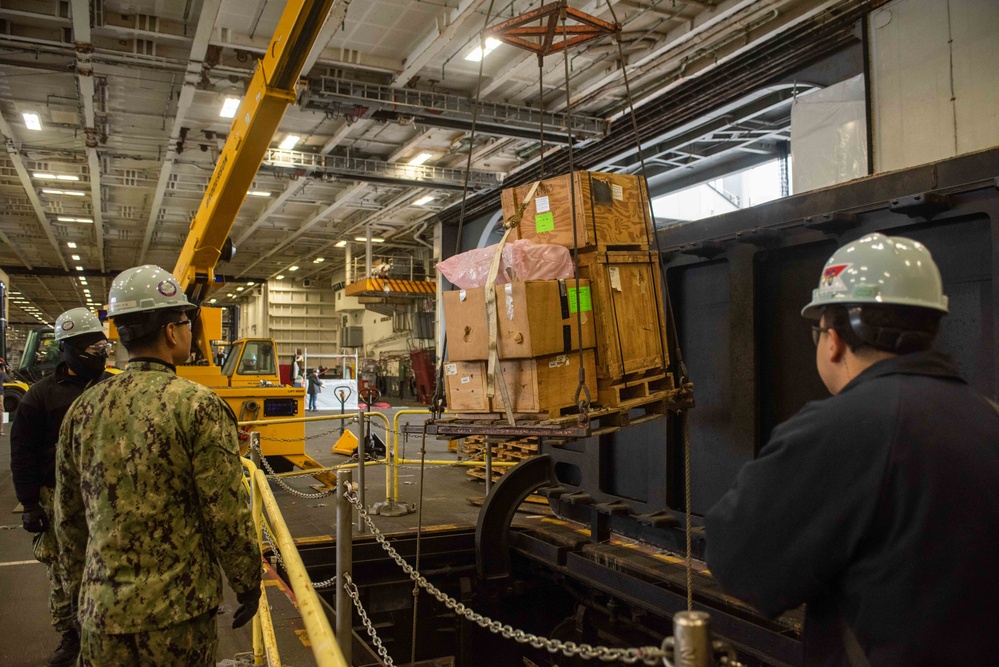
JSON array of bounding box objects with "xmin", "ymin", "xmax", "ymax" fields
[
  {"xmin": 491, "ymin": 350, "xmax": 596, "ymax": 415},
  {"xmin": 576, "ymin": 250, "xmax": 669, "ymax": 382},
  {"xmin": 501, "ymin": 171, "xmax": 652, "ymax": 251},
  {"xmin": 443, "ymin": 279, "xmax": 595, "ymax": 361},
  {"xmin": 444, "ymin": 350, "xmax": 597, "ymax": 414}
]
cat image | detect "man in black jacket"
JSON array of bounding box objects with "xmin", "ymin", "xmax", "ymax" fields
[
  {"xmin": 10, "ymin": 307, "xmax": 113, "ymax": 667},
  {"xmin": 705, "ymin": 233, "xmax": 999, "ymax": 666}
]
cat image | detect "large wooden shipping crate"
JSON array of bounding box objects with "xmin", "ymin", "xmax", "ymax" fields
[
  {"xmin": 501, "ymin": 171, "xmax": 652, "ymax": 251},
  {"xmin": 443, "ymin": 350, "xmax": 596, "ymax": 415},
  {"xmin": 443, "ymin": 279, "xmax": 596, "ymax": 361},
  {"xmin": 575, "ymin": 250, "xmax": 669, "ymax": 382}
]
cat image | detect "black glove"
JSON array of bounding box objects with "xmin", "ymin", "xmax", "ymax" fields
[
  {"xmin": 22, "ymin": 504, "xmax": 49, "ymax": 533},
  {"xmin": 232, "ymin": 585, "xmax": 261, "ymax": 629}
]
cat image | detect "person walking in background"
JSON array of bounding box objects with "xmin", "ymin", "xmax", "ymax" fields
[
  {"xmin": 291, "ymin": 349, "xmax": 304, "ymax": 387},
  {"xmin": 54, "ymin": 265, "xmax": 261, "ymax": 666},
  {"xmin": 306, "ymin": 367, "xmax": 323, "ymax": 411},
  {"xmin": 10, "ymin": 308, "xmax": 113, "ymax": 667}
]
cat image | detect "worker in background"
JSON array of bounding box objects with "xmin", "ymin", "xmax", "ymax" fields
[
  {"xmin": 306, "ymin": 366, "xmax": 324, "ymax": 411},
  {"xmin": 53, "ymin": 265, "xmax": 261, "ymax": 665},
  {"xmin": 291, "ymin": 348, "xmax": 304, "ymax": 387},
  {"xmin": 10, "ymin": 307, "xmax": 113, "ymax": 667},
  {"xmin": 705, "ymin": 234, "xmax": 999, "ymax": 665}
]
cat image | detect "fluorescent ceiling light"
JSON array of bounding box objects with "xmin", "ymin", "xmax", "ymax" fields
[
  {"xmin": 464, "ymin": 37, "xmax": 502, "ymax": 62},
  {"xmin": 276, "ymin": 275, "xmax": 285, "ymax": 280},
  {"xmin": 248, "ymin": 190, "xmax": 271, "ymax": 197},
  {"xmin": 408, "ymin": 153, "xmax": 432, "ymax": 166},
  {"xmin": 209, "ymin": 298, "xmax": 217, "ymax": 304},
  {"xmin": 72, "ymin": 255, "xmax": 81, "ymax": 260},
  {"xmin": 34, "ymin": 173, "xmax": 79, "ymax": 181},
  {"xmin": 43, "ymin": 189, "xmax": 85, "ymax": 197},
  {"xmin": 246, "ymin": 281, "xmax": 255, "ymax": 286},
  {"xmin": 354, "ymin": 236, "xmax": 385, "ymax": 243},
  {"xmin": 75, "ymin": 266, "xmax": 84, "ymax": 271},
  {"xmin": 236, "ymin": 287, "xmax": 244, "ymax": 291},
  {"xmin": 58, "ymin": 217, "xmax": 93, "ymax": 223},
  {"xmin": 226, "ymin": 293, "xmax": 234, "ymax": 297},
  {"xmin": 312, "ymin": 257, "xmax": 325, "ymax": 264},
  {"xmin": 412, "ymin": 195, "xmax": 435, "ymax": 206},
  {"xmin": 288, "ymin": 266, "xmax": 299, "ymax": 271},
  {"xmin": 220, "ymin": 97, "xmax": 241, "ymax": 118},
  {"xmin": 334, "ymin": 240, "xmax": 347, "ymax": 248},
  {"xmin": 278, "ymin": 135, "xmax": 300, "ymax": 150},
  {"xmin": 23, "ymin": 112, "xmax": 42, "ymax": 130},
  {"xmin": 67, "ymin": 242, "xmax": 77, "ymax": 248}
]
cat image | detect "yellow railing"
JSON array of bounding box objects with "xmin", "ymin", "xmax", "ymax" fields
[{"xmin": 241, "ymin": 457, "xmax": 349, "ymax": 667}]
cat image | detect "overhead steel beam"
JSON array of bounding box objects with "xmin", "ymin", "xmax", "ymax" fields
[
  {"xmin": 261, "ymin": 148, "xmax": 503, "ymax": 191},
  {"xmin": 392, "ymin": 0, "xmax": 489, "ymax": 88},
  {"xmin": 233, "ymin": 178, "xmax": 309, "ymax": 247},
  {"xmin": 137, "ymin": 0, "xmax": 223, "ymax": 264},
  {"xmin": 71, "ymin": 0, "xmax": 107, "ymax": 273},
  {"xmin": 240, "ymin": 183, "xmax": 367, "ymax": 275},
  {"xmin": 302, "ymin": 76, "xmax": 606, "ymax": 142},
  {"xmin": 0, "ymin": 109, "xmax": 68, "ymax": 271}
]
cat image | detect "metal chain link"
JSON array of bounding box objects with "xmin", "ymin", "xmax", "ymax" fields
[
  {"xmin": 341, "ymin": 483, "xmax": 669, "ymax": 665},
  {"xmin": 252, "ymin": 419, "xmax": 359, "ymax": 443},
  {"xmin": 344, "ymin": 573, "xmax": 397, "ymax": 667},
  {"xmin": 253, "ymin": 444, "xmax": 340, "ymax": 499}
]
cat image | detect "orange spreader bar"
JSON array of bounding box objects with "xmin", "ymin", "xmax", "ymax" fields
[{"xmin": 344, "ymin": 278, "xmax": 436, "ymax": 297}]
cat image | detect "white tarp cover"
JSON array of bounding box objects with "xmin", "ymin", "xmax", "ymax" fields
[{"xmin": 791, "ymin": 74, "xmax": 868, "ymax": 193}]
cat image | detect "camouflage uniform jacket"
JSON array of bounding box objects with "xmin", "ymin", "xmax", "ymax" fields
[{"xmin": 54, "ymin": 358, "xmax": 261, "ymax": 634}]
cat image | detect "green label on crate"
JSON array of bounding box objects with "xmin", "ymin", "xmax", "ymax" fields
[
  {"xmin": 535, "ymin": 211, "xmax": 554, "ymax": 233},
  {"xmin": 568, "ymin": 286, "xmax": 592, "ymax": 313}
]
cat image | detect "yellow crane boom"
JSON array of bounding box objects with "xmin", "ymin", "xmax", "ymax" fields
[{"xmin": 173, "ymin": 0, "xmax": 347, "ymax": 362}]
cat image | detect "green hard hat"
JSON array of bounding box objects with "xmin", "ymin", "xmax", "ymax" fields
[
  {"xmin": 108, "ymin": 264, "xmax": 197, "ymax": 318},
  {"xmin": 55, "ymin": 307, "xmax": 105, "ymax": 342},
  {"xmin": 801, "ymin": 233, "xmax": 949, "ymax": 319}
]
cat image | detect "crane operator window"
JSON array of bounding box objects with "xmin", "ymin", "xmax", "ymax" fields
[{"xmin": 235, "ymin": 340, "xmax": 276, "ymax": 376}]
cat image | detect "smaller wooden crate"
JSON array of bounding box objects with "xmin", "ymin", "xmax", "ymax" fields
[
  {"xmin": 443, "ymin": 350, "xmax": 596, "ymax": 415},
  {"xmin": 576, "ymin": 250, "xmax": 669, "ymax": 382},
  {"xmin": 501, "ymin": 171, "xmax": 652, "ymax": 251}
]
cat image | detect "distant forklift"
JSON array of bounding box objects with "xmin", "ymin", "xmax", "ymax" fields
[{"xmin": 3, "ymin": 327, "xmax": 60, "ymax": 413}]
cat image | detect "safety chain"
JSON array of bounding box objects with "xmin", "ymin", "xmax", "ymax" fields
[
  {"xmin": 252, "ymin": 444, "xmax": 340, "ymax": 500},
  {"xmin": 342, "ymin": 484, "xmax": 669, "ymax": 665},
  {"xmin": 253, "ymin": 420, "xmax": 358, "ymax": 443},
  {"xmin": 259, "ymin": 521, "xmax": 341, "ymax": 591},
  {"xmin": 344, "ymin": 573, "xmax": 397, "ymax": 667}
]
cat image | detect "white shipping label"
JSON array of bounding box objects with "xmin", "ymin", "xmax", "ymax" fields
[
  {"xmin": 505, "ymin": 283, "xmax": 515, "ymax": 320},
  {"xmin": 535, "ymin": 195, "xmax": 550, "ymax": 213},
  {"xmin": 549, "ymin": 354, "xmax": 569, "ymax": 368},
  {"xmin": 460, "ymin": 376, "xmax": 471, "ymax": 384},
  {"xmin": 445, "ymin": 363, "xmax": 457, "ymax": 376},
  {"xmin": 609, "ymin": 266, "xmax": 622, "ymax": 291},
  {"xmin": 611, "ymin": 184, "xmax": 623, "ymax": 201},
  {"xmin": 459, "ymin": 290, "xmax": 467, "ymax": 302}
]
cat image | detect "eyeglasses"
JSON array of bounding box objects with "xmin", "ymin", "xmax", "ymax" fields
[
  {"xmin": 811, "ymin": 325, "xmax": 832, "ymax": 346},
  {"xmin": 83, "ymin": 340, "xmax": 112, "ymax": 355},
  {"xmin": 165, "ymin": 319, "xmax": 192, "ymax": 330}
]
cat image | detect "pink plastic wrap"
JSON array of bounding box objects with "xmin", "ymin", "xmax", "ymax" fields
[{"xmin": 436, "ymin": 239, "xmax": 575, "ymax": 289}]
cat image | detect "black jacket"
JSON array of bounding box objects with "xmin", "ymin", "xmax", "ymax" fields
[
  {"xmin": 10, "ymin": 363, "xmax": 112, "ymax": 506},
  {"xmin": 705, "ymin": 351, "xmax": 999, "ymax": 666}
]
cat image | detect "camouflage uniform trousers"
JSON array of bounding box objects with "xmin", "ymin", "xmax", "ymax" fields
[
  {"xmin": 79, "ymin": 611, "xmax": 218, "ymax": 666},
  {"xmin": 32, "ymin": 487, "xmax": 76, "ymax": 633}
]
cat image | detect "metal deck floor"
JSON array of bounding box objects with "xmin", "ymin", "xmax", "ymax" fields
[{"xmin": 0, "ymin": 407, "xmax": 484, "ymax": 666}]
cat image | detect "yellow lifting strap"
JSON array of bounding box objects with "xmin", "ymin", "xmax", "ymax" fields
[{"xmin": 484, "ymin": 179, "xmax": 543, "ymax": 425}]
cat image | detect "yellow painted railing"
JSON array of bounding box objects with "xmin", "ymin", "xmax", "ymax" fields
[{"xmin": 241, "ymin": 457, "xmax": 349, "ymax": 667}]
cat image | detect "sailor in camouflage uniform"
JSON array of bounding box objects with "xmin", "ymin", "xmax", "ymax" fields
[
  {"xmin": 10, "ymin": 307, "xmax": 114, "ymax": 667},
  {"xmin": 54, "ymin": 265, "xmax": 261, "ymax": 666}
]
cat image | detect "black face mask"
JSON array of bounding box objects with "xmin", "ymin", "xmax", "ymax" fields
[{"xmin": 62, "ymin": 344, "xmax": 107, "ymax": 380}]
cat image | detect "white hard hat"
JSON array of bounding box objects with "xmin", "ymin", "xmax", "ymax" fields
[
  {"xmin": 55, "ymin": 307, "xmax": 105, "ymax": 342},
  {"xmin": 108, "ymin": 265, "xmax": 197, "ymax": 318},
  {"xmin": 801, "ymin": 233, "xmax": 949, "ymax": 319}
]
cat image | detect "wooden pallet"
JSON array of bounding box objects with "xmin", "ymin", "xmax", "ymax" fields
[{"xmin": 597, "ymin": 372, "xmax": 674, "ymax": 407}]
